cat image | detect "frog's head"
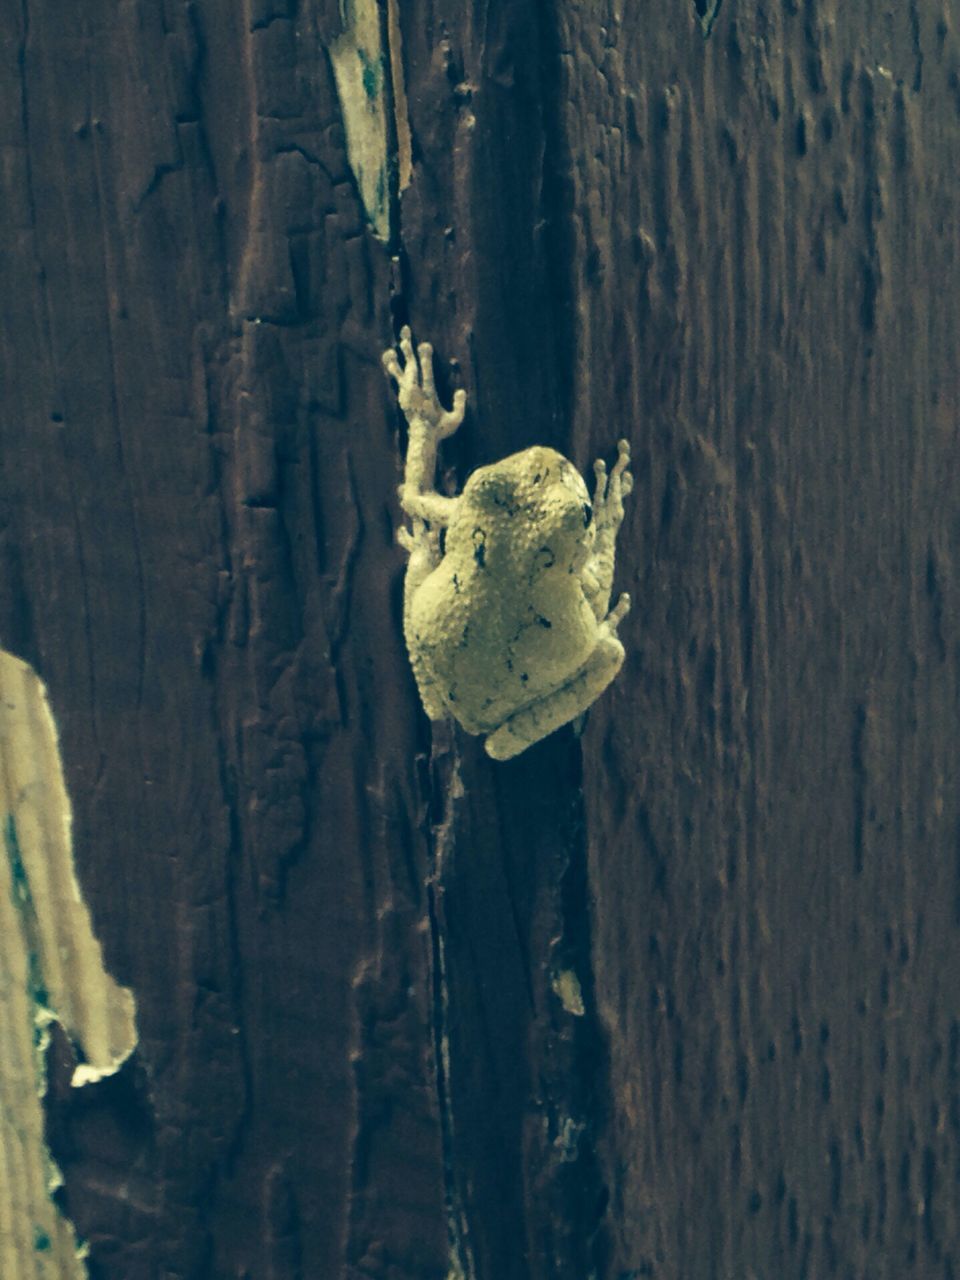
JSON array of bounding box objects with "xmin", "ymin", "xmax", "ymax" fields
[{"xmin": 461, "ymin": 446, "xmax": 595, "ymax": 570}]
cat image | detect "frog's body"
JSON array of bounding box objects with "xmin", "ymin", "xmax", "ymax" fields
[
  {"xmin": 384, "ymin": 329, "xmax": 632, "ymax": 760},
  {"xmin": 411, "ymin": 447, "xmax": 601, "ymax": 732}
]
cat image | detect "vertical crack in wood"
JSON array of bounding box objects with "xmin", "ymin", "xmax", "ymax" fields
[
  {"xmin": 695, "ymin": 0, "xmax": 725, "ymax": 39},
  {"xmin": 569, "ymin": 866, "xmax": 611, "ymax": 1266},
  {"xmin": 385, "ymin": 0, "xmax": 413, "ymax": 196},
  {"xmin": 426, "ymin": 732, "xmax": 476, "ymax": 1280},
  {"xmin": 542, "ymin": 772, "xmax": 615, "ymax": 1276},
  {"xmin": 534, "ymin": 1, "xmax": 578, "ymax": 439}
]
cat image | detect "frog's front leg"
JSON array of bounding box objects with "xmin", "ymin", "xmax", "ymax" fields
[
  {"xmin": 383, "ymin": 325, "xmax": 466, "ymax": 528},
  {"xmin": 583, "ymin": 438, "xmax": 634, "ymax": 622},
  {"xmin": 484, "ymin": 595, "xmax": 631, "ymax": 760},
  {"xmin": 384, "ymin": 327, "xmax": 465, "ymax": 722}
]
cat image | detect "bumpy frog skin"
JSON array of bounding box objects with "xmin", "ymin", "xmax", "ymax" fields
[{"xmin": 384, "ymin": 327, "xmax": 633, "ymax": 760}]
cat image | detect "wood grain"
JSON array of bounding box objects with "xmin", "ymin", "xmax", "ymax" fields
[{"xmin": 0, "ymin": 1, "xmax": 957, "ymax": 1276}]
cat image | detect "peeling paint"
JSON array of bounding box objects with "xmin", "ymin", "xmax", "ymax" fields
[
  {"xmin": 328, "ymin": 0, "xmax": 413, "ymax": 240},
  {"xmin": 552, "ymin": 968, "xmax": 586, "ymax": 1016},
  {"xmin": 329, "ymin": 0, "xmax": 392, "ymax": 240},
  {"xmin": 0, "ymin": 650, "xmax": 138, "ymax": 1279}
]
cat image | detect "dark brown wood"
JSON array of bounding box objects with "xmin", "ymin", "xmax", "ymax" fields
[{"xmin": 1, "ymin": 1, "xmax": 959, "ymax": 1277}]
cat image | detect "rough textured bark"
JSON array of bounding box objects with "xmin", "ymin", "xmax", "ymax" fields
[{"xmin": 0, "ymin": 1, "xmax": 958, "ymax": 1278}]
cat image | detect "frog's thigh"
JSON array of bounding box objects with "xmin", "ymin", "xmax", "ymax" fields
[
  {"xmin": 484, "ymin": 631, "xmax": 625, "ymax": 760},
  {"xmin": 409, "ymin": 648, "xmax": 448, "ymax": 721},
  {"xmin": 403, "ymin": 560, "xmax": 449, "ymax": 722}
]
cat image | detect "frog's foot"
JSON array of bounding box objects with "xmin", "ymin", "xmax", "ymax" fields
[
  {"xmin": 484, "ymin": 627, "xmax": 626, "ymax": 761},
  {"xmin": 592, "ymin": 438, "xmax": 633, "ymax": 533},
  {"xmin": 383, "ymin": 325, "xmax": 466, "ymax": 439},
  {"xmin": 397, "ymin": 521, "xmax": 440, "ymax": 564}
]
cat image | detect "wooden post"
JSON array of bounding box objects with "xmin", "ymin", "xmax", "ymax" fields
[{"xmin": 0, "ymin": 2, "xmax": 958, "ymax": 1276}]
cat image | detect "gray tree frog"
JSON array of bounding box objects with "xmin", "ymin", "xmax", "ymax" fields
[{"xmin": 383, "ymin": 326, "xmax": 633, "ymax": 760}]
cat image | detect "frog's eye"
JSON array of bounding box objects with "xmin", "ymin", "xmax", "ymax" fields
[{"xmin": 582, "ymin": 502, "xmax": 592, "ymax": 527}]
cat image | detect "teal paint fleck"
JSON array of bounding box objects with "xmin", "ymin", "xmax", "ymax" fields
[
  {"xmin": 5, "ymin": 812, "xmax": 31, "ymax": 907},
  {"xmin": 34, "ymin": 1228, "xmax": 52, "ymax": 1252},
  {"xmin": 358, "ymin": 47, "xmax": 382, "ymax": 100},
  {"xmin": 5, "ymin": 815, "xmax": 52, "ymax": 1014},
  {"xmin": 30, "ymin": 969, "xmax": 51, "ymax": 1014}
]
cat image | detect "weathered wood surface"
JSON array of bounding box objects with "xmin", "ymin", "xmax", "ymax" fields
[{"xmin": 1, "ymin": 1, "xmax": 958, "ymax": 1277}]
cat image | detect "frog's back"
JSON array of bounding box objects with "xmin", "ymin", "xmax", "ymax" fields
[
  {"xmin": 408, "ymin": 559, "xmax": 513, "ymax": 727},
  {"xmin": 410, "ymin": 559, "xmax": 595, "ymax": 732},
  {"xmin": 407, "ymin": 444, "xmax": 599, "ymax": 731}
]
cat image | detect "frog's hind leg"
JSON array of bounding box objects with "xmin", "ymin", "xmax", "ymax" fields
[
  {"xmin": 484, "ymin": 596, "xmax": 630, "ymax": 760},
  {"xmin": 398, "ymin": 526, "xmax": 448, "ymax": 722},
  {"xmin": 407, "ymin": 647, "xmax": 448, "ymax": 723}
]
